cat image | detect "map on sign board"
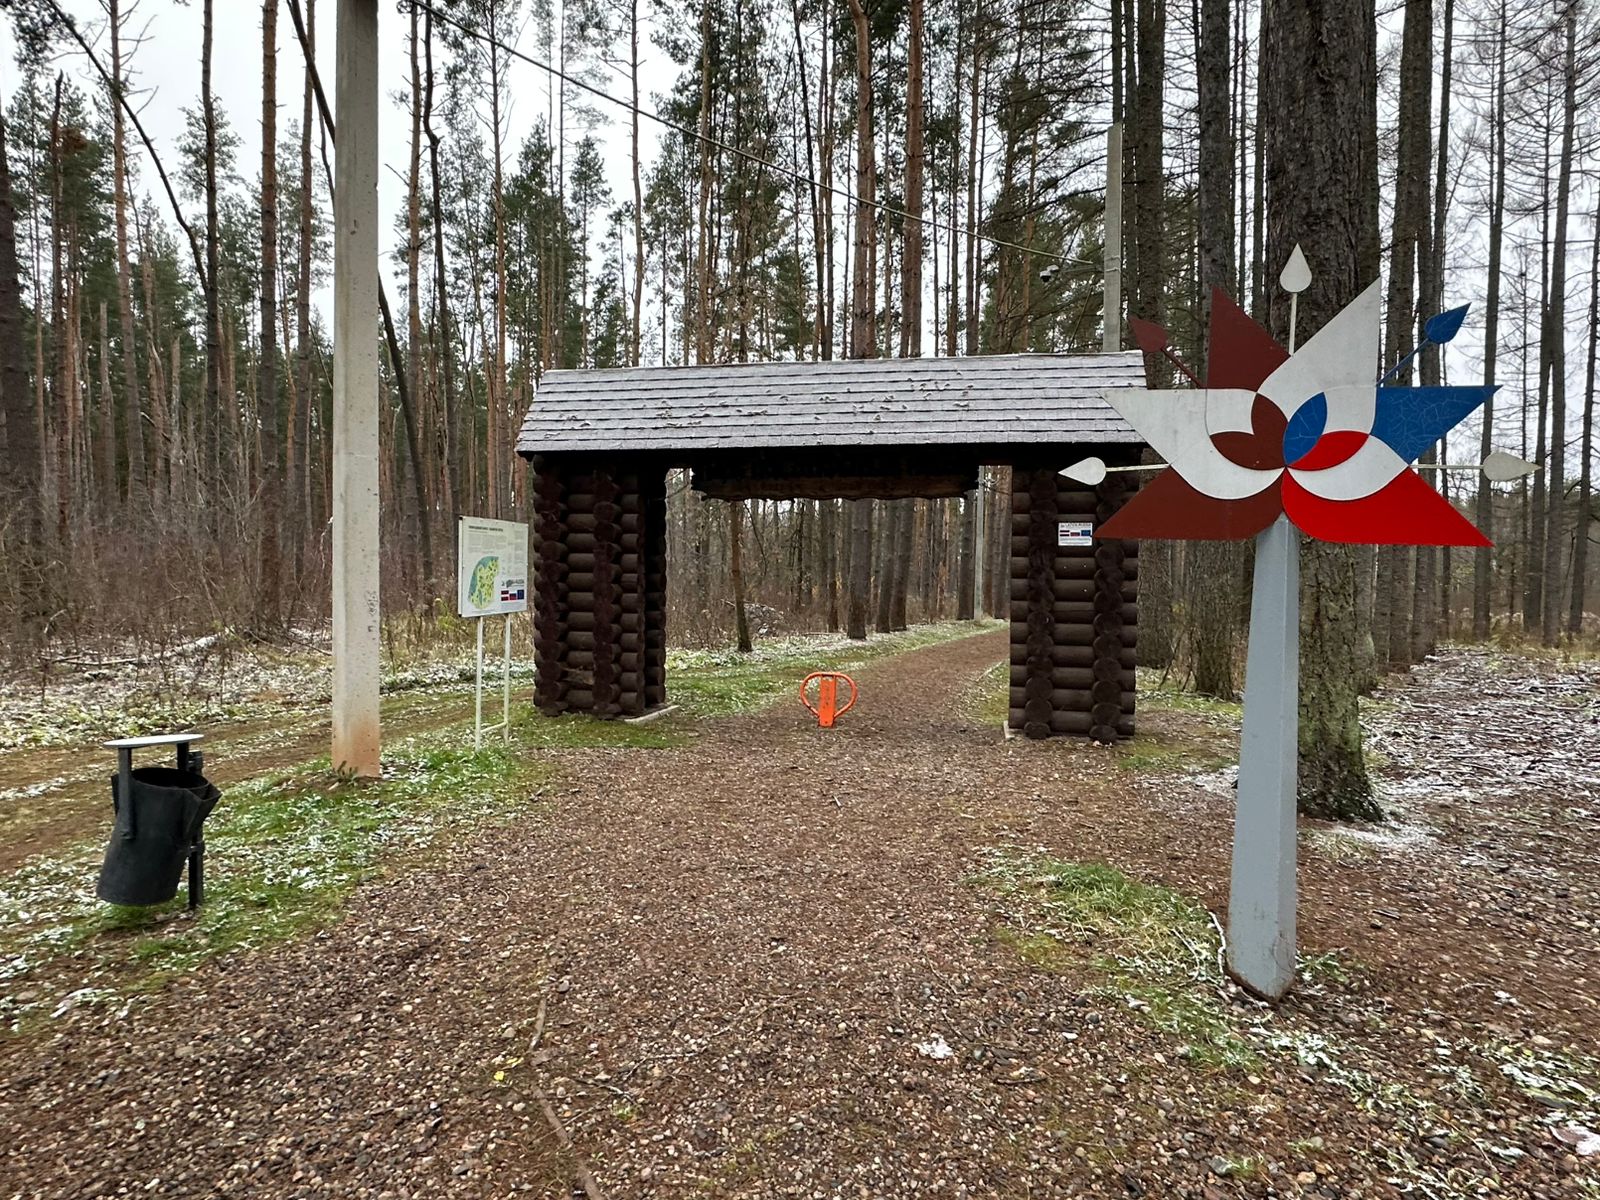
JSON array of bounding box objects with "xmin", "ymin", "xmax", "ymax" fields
[
  {"xmin": 457, "ymin": 517, "xmax": 529, "ymax": 617},
  {"xmin": 1057, "ymin": 521, "xmax": 1094, "ymax": 547}
]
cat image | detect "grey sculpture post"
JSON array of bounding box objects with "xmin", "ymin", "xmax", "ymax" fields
[{"xmin": 1226, "ymin": 514, "xmax": 1299, "ymax": 1000}]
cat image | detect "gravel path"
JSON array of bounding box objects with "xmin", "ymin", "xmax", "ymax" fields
[{"xmin": 2, "ymin": 632, "xmax": 1595, "ymax": 1199}]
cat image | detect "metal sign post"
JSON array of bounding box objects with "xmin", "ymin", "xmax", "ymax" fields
[
  {"xmin": 459, "ymin": 516, "xmax": 529, "ymax": 751},
  {"xmin": 473, "ymin": 613, "xmax": 514, "ymax": 750}
]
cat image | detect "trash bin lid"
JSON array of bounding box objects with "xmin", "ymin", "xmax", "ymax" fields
[{"xmin": 104, "ymin": 732, "xmax": 205, "ymax": 749}]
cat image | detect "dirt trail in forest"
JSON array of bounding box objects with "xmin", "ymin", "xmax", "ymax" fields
[
  {"xmin": 0, "ymin": 688, "xmax": 486, "ymax": 871},
  {"xmin": 1, "ymin": 633, "xmax": 1597, "ymax": 1200}
]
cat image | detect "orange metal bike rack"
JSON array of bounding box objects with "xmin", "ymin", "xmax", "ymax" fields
[{"xmin": 800, "ymin": 671, "xmax": 859, "ymax": 729}]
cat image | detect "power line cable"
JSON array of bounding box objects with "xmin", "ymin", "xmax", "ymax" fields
[{"xmin": 408, "ymin": 0, "xmax": 1107, "ymax": 272}]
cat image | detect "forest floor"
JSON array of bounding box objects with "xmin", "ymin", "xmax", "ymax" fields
[{"xmin": 1, "ymin": 628, "xmax": 1598, "ymax": 1199}]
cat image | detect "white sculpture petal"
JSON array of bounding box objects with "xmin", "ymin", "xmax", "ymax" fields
[
  {"xmin": 1059, "ymin": 457, "xmax": 1108, "ymax": 486},
  {"xmin": 1288, "ymin": 438, "xmax": 1407, "ymax": 501},
  {"xmin": 1103, "ymin": 388, "xmax": 1279, "ymax": 501},
  {"xmin": 1203, "ymin": 387, "xmax": 1260, "ymax": 436},
  {"xmin": 1257, "ymin": 280, "xmax": 1382, "ymax": 417},
  {"xmin": 1481, "ymin": 449, "xmax": 1538, "ymax": 483},
  {"xmin": 1279, "ymin": 245, "xmax": 1312, "ymax": 294},
  {"xmin": 1318, "ymin": 384, "xmax": 1378, "ymax": 433}
]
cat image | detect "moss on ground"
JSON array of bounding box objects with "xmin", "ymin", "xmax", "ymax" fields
[
  {"xmin": 0, "ymin": 735, "xmax": 549, "ymax": 1034},
  {"xmin": 1, "ymin": 623, "xmax": 998, "ymax": 1034},
  {"xmin": 962, "ymin": 660, "xmax": 1010, "ymax": 727},
  {"xmin": 977, "ymin": 852, "xmax": 1259, "ymax": 1070}
]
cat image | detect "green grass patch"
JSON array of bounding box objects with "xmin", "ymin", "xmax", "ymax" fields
[
  {"xmin": 0, "ymin": 734, "xmax": 549, "ymax": 1035},
  {"xmin": 1139, "ymin": 683, "xmax": 1244, "ymax": 722},
  {"xmin": 976, "ymin": 853, "xmax": 1258, "ymax": 1070},
  {"xmin": 962, "ymin": 660, "xmax": 1010, "ymax": 726},
  {"xmin": 1114, "ymin": 736, "xmax": 1236, "ymax": 775},
  {"xmin": 666, "ymin": 620, "xmax": 999, "ymax": 719}
]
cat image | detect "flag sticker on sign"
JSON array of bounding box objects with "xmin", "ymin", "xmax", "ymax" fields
[{"xmin": 1057, "ymin": 522, "xmax": 1094, "ymax": 547}]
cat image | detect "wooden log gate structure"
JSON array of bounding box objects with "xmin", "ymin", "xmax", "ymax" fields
[{"xmin": 515, "ymin": 352, "xmax": 1150, "ymax": 740}]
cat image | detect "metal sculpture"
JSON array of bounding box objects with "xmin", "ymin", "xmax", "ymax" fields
[{"xmin": 1074, "ymin": 249, "xmax": 1532, "ymax": 1000}]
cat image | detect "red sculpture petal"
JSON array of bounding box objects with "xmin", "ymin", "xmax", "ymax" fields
[
  {"xmin": 1212, "ymin": 395, "xmax": 1288, "ymax": 470},
  {"xmin": 1098, "ymin": 469, "xmax": 1283, "ymax": 542},
  {"xmin": 1281, "ymin": 470, "xmax": 1491, "ymax": 547},
  {"xmin": 1291, "ymin": 429, "xmax": 1367, "ymax": 471},
  {"xmin": 1206, "ymin": 289, "xmax": 1289, "ymax": 390}
]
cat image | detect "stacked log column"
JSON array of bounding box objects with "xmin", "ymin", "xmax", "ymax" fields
[
  {"xmin": 1090, "ymin": 468, "xmax": 1137, "ymax": 742},
  {"xmin": 532, "ymin": 466, "xmax": 570, "ymax": 714},
  {"xmin": 1018, "ymin": 469, "xmax": 1058, "ymax": 738},
  {"xmin": 1007, "ymin": 458, "xmax": 1138, "ymax": 741},
  {"xmin": 532, "ymin": 458, "xmax": 666, "ymax": 719},
  {"xmin": 641, "ymin": 472, "xmax": 668, "ymax": 709}
]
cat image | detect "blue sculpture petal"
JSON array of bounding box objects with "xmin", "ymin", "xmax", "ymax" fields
[
  {"xmin": 1282, "ymin": 392, "xmax": 1327, "ymax": 466},
  {"xmin": 1370, "ymin": 385, "xmax": 1496, "ymax": 465},
  {"xmin": 1424, "ymin": 304, "xmax": 1470, "ymax": 346}
]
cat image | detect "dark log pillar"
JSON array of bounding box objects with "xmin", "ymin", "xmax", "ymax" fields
[
  {"xmin": 591, "ymin": 468, "xmax": 622, "ymax": 717},
  {"xmin": 641, "ymin": 471, "xmax": 668, "ymax": 708},
  {"xmin": 1007, "ymin": 451, "xmax": 1139, "ymax": 741},
  {"xmin": 530, "ymin": 455, "xmax": 669, "ymax": 719},
  {"xmin": 1021, "ymin": 467, "xmax": 1058, "ymax": 739},
  {"xmin": 1091, "ymin": 465, "xmax": 1138, "ymax": 743},
  {"xmin": 533, "ymin": 463, "xmax": 570, "ymax": 715}
]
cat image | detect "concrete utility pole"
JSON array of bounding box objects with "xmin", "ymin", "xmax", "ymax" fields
[
  {"xmin": 1103, "ymin": 123, "xmax": 1123, "ymax": 354},
  {"xmin": 331, "ymin": 0, "xmax": 381, "ymax": 777}
]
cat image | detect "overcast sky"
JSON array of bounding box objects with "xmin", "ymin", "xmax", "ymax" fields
[
  {"xmin": 0, "ymin": 0, "xmax": 676, "ymax": 320},
  {"xmin": 0, "ymin": 2, "xmax": 1578, "ymax": 469}
]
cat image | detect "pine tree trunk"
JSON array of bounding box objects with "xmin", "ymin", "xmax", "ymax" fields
[
  {"xmin": 202, "ymin": 0, "xmax": 222, "ymax": 504},
  {"xmin": 257, "ymin": 0, "xmax": 282, "ymax": 627},
  {"xmin": 1541, "ymin": 1, "xmax": 1576, "ymax": 646},
  {"xmin": 422, "ymin": 7, "xmax": 461, "ymax": 524},
  {"xmin": 1426, "ymin": 0, "xmax": 1454, "ymax": 642},
  {"xmin": 0, "ymin": 109, "xmax": 43, "ymax": 637},
  {"xmin": 891, "ymin": 499, "xmax": 913, "ymax": 630},
  {"xmin": 488, "ymin": 1, "xmax": 508, "ymax": 518},
  {"xmin": 294, "ymin": 0, "xmax": 316, "ymax": 555},
  {"xmin": 875, "ymin": 502, "xmax": 897, "ymax": 634},
  {"xmin": 1570, "ymin": 188, "xmax": 1598, "ymax": 637},
  {"xmin": 109, "ymin": 0, "xmax": 145, "ymax": 498},
  {"xmin": 731, "ymin": 500, "xmax": 752, "ymax": 652},
  {"xmin": 1262, "ymin": 0, "xmax": 1378, "ymax": 821},
  {"xmin": 1379, "ymin": 0, "xmax": 1430, "ymax": 670},
  {"xmin": 822, "ymin": 498, "xmax": 839, "ymax": 631},
  {"xmin": 1473, "ymin": 0, "xmax": 1507, "ymax": 640},
  {"xmin": 1131, "ymin": 0, "xmax": 1165, "ymax": 344},
  {"xmin": 957, "ymin": 490, "xmax": 977, "ymax": 619},
  {"xmin": 1525, "ymin": 130, "xmax": 1552, "ymax": 632},
  {"xmin": 407, "ymin": 0, "xmax": 427, "ymax": 572},
  {"xmin": 902, "ymin": 0, "xmax": 925, "ymax": 362},
  {"xmin": 1192, "ymin": 0, "xmax": 1239, "ymax": 698},
  {"xmin": 1409, "ymin": 0, "xmax": 1444, "ymax": 661},
  {"xmin": 847, "ymin": 498, "xmax": 873, "ymax": 640},
  {"xmin": 629, "ymin": 0, "xmax": 644, "ymax": 364}
]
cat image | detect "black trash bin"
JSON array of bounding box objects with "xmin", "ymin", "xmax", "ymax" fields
[{"xmin": 97, "ymin": 763, "xmax": 220, "ymax": 907}]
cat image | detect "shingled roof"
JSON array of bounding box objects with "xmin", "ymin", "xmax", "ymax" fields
[{"xmin": 515, "ymin": 351, "xmax": 1148, "ymax": 456}]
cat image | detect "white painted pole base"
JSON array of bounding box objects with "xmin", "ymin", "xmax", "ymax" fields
[
  {"xmin": 1226, "ymin": 515, "xmax": 1300, "ymax": 1001},
  {"xmin": 474, "ymin": 616, "xmax": 485, "ymax": 752}
]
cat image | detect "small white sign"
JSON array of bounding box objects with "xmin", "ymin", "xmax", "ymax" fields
[
  {"xmin": 457, "ymin": 516, "xmax": 529, "ymax": 617},
  {"xmin": 1057, "ymin": 521, "xmax": 1094, "ymax": 547}
]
